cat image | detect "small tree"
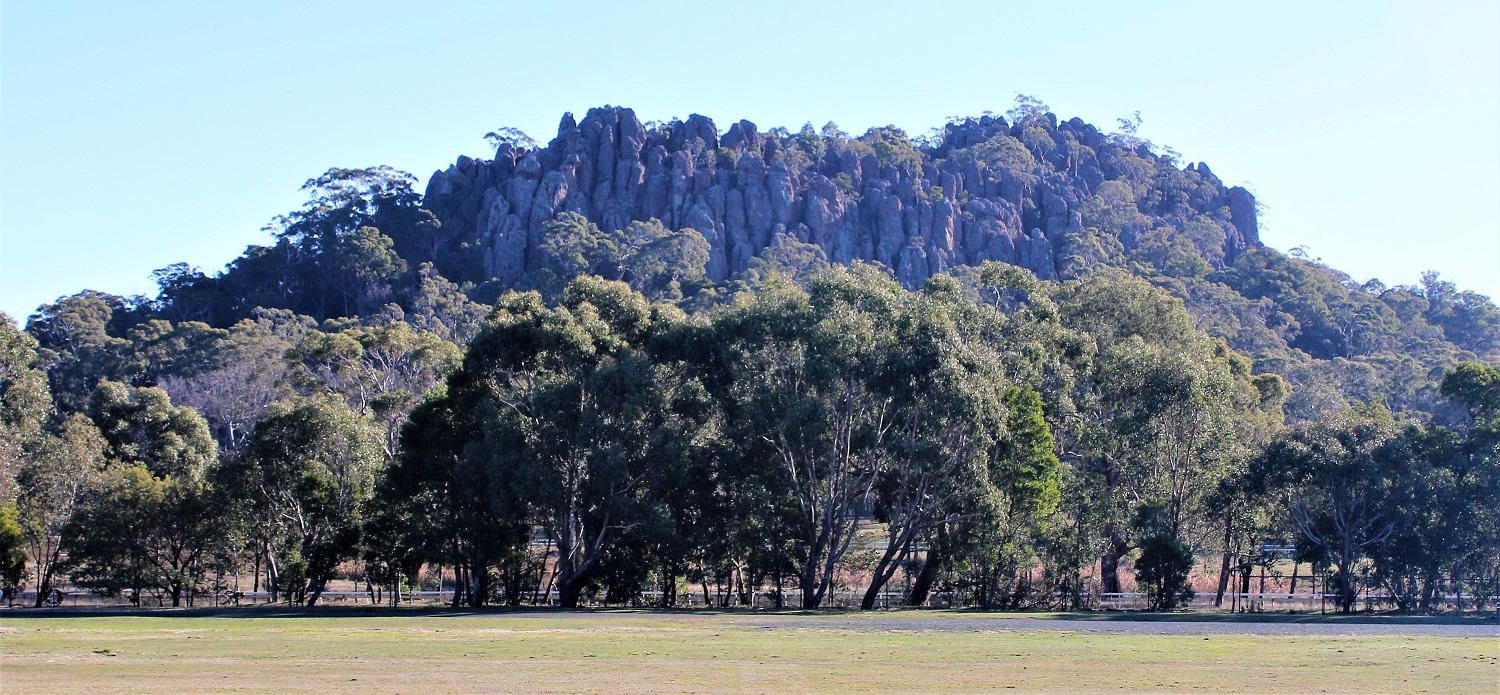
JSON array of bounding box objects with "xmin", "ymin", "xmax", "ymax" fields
[
  {"xmin": 0, "ymin": 502, "xmax": 27, "ymax": 605},
  {"xmin": 484, "ymin": 127, "xmax": 537, "ymax": 164},
  {"xmin": 1135, "ymin": 533, "xmax": 1195, "ymax": 610}
]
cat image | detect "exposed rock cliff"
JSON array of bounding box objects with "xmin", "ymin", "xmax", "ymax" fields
[{"xmin": 424, "ymin": 106, "xmax": 1259, "ymax": 290}]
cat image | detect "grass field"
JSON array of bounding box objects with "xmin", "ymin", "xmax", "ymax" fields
[{"xmin": 1, "ymin": 609, "xmax": 1495, "ymax": 694}]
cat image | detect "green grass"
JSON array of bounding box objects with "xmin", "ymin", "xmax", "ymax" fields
[{"xmin": 1, "ymin": 610, "xmax": 1494, "ymax": 693}]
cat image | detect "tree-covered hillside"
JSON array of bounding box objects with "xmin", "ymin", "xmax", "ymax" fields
[
  {"xmin": 33, "ymin": 99, "xmax": 1500, "ymax": 424},
  {"xmin": 2, "ymin": 99, "xmax": 1496, "ymax": 612}
]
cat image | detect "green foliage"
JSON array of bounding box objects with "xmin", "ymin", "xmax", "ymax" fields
[
  {"xmin": 15, "ymin": 414, "xmax": 107, "ymax": 605},
  {"xmin": 1440, "ymin": 361, "xmax": 1500, "ymax": 420},
  {"xmin": 89, "ymin": 380, "xmax": 218, "ymax": 480},
  {"xmin": 995, "ymin": 387, "xmax": 1061, "ymax": 521},
  {"xmin": 859, "ymin": 126, "xmax": 925, "ymax": 170},
  {"xmin": 616, "ymin": 219, "xmax": 711, "ymax": 301},
  {"xmin": 1079, "ymin": 181, "xmax": 1150, "ymax": 239},
  {"xmin": 61, "ymin": 465, "xmax": 222, "ymax": 605},
  {"xmin": 285, "ymin": 320, "xmax": 460, "ymax": 455},
  {"xmin": 534, "ymin": 214, "xmax": 711, "ymax": 305},
  {"xmin": 1132, "ymin": 226, "xmax": 1212, "ymax": 278},
  {"xmin": 25, "ymin": 291, "xmax": 141, "ymax": 412},
  {"xmin": 1, "ymin": 314, "xmax": 52, "ymax": 503},
  {"xmin": 407, "ymin": 263, "xmax": 488, "ymax": 344},
  {"xmin": 731, "ymin": 232, "xmax": 831, "ymax": 295},
  {"xmin": 1134, "ymin": 533, "xmax": 1195, "ymax": 610},
  {"xmin": 952, "ymin": 134, "xmax": 1038, "ymax": 173},
  {"xmin": 1006, "ymin": 94, "xmax": 1052, "ymax": 126},
  {"xmin": 228, "ymin": 395, "xmax": 386, "ymax": 604},
  {"xmin": 0, "ymin": 502, "xmax": 27, "ymax": 601},
  {"xmin": 483, "ymin": 126, "xmax": 537, "ymax": 160},
  {"xmin": 1248, "ymin": 407, "xmax": 1406, "ymax": 613},
  {"xmin": 153, "ymin": 309, "xmax": 310, "ymax": 454}
]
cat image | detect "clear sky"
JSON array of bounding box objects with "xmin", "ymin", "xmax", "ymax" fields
[{"xmin": 3, "ymin": 1, "xmax": 1497, "ymax": 321}]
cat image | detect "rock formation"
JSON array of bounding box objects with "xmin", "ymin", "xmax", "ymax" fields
[{"xmin": 424, "ymin": 106, "xmax": 1260, "ymax": 290}]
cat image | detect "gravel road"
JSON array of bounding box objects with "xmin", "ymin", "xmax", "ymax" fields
[{"xmin": 731, "ymin": 614, "xmax": 1500, "ymax": 637}]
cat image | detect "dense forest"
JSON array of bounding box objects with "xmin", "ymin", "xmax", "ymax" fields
[{"xmin": 1, "ymin": 99, "xmax": 1496, "ymax": 612}]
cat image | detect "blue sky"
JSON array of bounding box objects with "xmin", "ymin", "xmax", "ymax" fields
[{"xmin": 3, "ymin": 1, "xmax": 1497, "ymax": 320}]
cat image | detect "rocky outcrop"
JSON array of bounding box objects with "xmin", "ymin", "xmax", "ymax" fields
[
  {"xmin": 425, "ymin": 106, "xmax": 1260, "ymax": 289},
  {"xmin": 1226, "ymin": 185, "xmax": 1261, "ymax": 259}
]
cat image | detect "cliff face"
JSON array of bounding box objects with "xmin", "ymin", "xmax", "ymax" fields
[{"xmin": 424, "ymin": 106, "xmax": 1259, "ymax": 289}]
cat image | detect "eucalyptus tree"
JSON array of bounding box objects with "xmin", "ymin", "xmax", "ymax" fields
[
  {"xmin": 1437, "ymin": 363, "xmax": 1500, "ymax": 601},
  {"xmin": 858, "ymin": 277, "xmax": 1046, "ymax": 610},
  {"xmin": 1055, "ymin": 275, "xmax": 1275, "ymax": 595},
  {"xmin": 286, "ymin": 321, "xmax": 461, "ymax": 456},
  {"xmin": 532, "ymin": 214, "xmax": 711, "ymax": 305},
  {"xmin": 15, "ymin": 415, "xmax": 106, "ymax": 606},
  {"xmin": 1248, "ymin": 406, "xmax": 1407, "ymax": 613},
  {"xmin": 2, "ymin": 313, "xmax": 52, "ymax": 503},
  {"xmin": 406, "ymin": 263, "xmax": 489, "ymax": 345},
  {"xmin": 905, "ymin": 263, "xmax": 1079, "ymax": 608},
  {"xmin": 59, "ymin": 382, "xmax": 222, "ymax": 606},
  {"xmin": 415, "ymin": 276, "xmax": 696, "ymax": 607},
  {"xmin": 378, "ymin": 389, "xmax": 518, "ymax": 606},
  {"xmin": 702, "ymin": 264, "xmax": 1001, "ymax": 608},
  {"xmin": 25, "ymin": 291, "xmax": 136, "ymax": 412},
  {"xmin": 227, "ymin": 395, "xmax": 386, "ymax": 605},
  {"xmin": 0, "ymin": 503, "xmax": 25, "ymax": 605},
  {"xmin": 1368, "ymin": 363, "xmax": 1500, "ymax": 611},
  {"xmin": 61, "ymin": 465, "xmax": 222, "ymax": 606},
  {"xmin": 88, "ymin": 381, "xmax": 218, "ymax": 480},
  {"xmin": 157, "ymin": 309, "xmax": 312, "ymax": 455}
]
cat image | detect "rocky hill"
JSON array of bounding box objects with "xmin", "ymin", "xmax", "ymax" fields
[
  {"xmin": 31, "ymin": 101, "xmax": 1500, "ymax": 424},
  {"xmin": 423, "ymin": 105, "xmax": 1258, "ymax": 290}
]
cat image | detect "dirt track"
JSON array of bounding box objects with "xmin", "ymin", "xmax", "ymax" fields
[{"xmin": 731, "ymin": 613, "xmax": 1500, "ymax": 637}]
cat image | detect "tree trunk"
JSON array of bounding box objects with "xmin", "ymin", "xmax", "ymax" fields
[
  {"xmin": 736, "ymin": 565, "xmax": 751, "ymax": 606},
  {"xmin": 32, "ymin": 545, "xmax": 62, "ymax": 608},
  {"xmin": 558, "ymin": 576, "xmax": 584, "ymax": 608},
  {"xmin": 980, "ymin": 564, "xmax": 1003, "ymax": 611},
  {"xmin": 908, "ymin": 542, "xmax": 945, "ymax": 607},
  {"xmin": 1418, "ymin": 568, "xmax": 1438, "ymax": 612},
  {"xmin": 861, "ymin": 542, "xmax": 911, "ymax": 610},
  {"xmin": 801, "ymin": 564, "xmax": 820, "ymax": 609},
  {"xmin": 307, "ymin": 580, "xmax": 326, "ymax": 607},
  {"xmin": 265, "ymin": 549, "xmax": 280, "ymax": 604},
  {"xmin": 475, "ymin": 560, "xmax": 491, "ymax": 607},
  {"xmin": 1100, "ymin": 536, "xmax": 1128, "ymax": 595},
  {"xmin": 1333, "ymin": 562, "xmax": 1355, "ymax": 614},
  {"xmin": 1453, "ymin": 565, "xmax": 1462, "ymax": 613},
  {"xmin": 659, "ymin": 567, "xmax": 675, "ymax": 609},
  {"xmin": 1214, "ymin": 511, "xmax": 1233, "ymax": 607},
  {"xmin": 33, "ymin": 567, "xmax": 53, "ymax": 608}
]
